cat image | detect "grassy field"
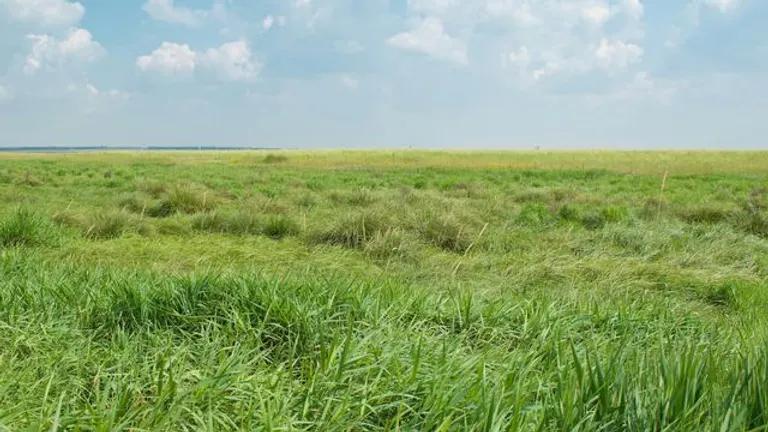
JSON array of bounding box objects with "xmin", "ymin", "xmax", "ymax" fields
[{"xmin": 1, "ymin": 150, "xmax": 767, "ymax": 431}]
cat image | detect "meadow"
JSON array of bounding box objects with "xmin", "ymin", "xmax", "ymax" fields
[{"xmin": 1, "ymin": 150, "xmax": 767, "ymax": 431}]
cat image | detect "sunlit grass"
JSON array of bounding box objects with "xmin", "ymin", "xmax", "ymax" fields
[{"xmin": 0, "ymin": 150, "xmax": 767, "ymax": 430}]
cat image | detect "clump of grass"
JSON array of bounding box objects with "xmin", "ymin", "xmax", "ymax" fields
[
  {"xmin": 735, "ymin": 188, "xmax": 768, "ymax": 238},
  {"xmin": 677, "ymin": 205, "xmax": 733, "ymax": 225},
  {"xmin": 118, "ymin": 193, "xmax": 153, "ymax": 215},
  {"xmin": 419, "ymin": 213, "xmax": 474, "ymax": 253},
  {"xmin": 14, "ymin": 172, "xmax": 43, "ymax": 187},
  {"xmin": 581, "ymin": 206, "xmax": 630, "ymax": 230},
  {"xmin": 193, "ymin": 210, "xmax": 299, "ymax": 239},
  {"xmin": 516, "ymin": 203, "xmax": 555, "ymax": 227},
  {"xmin": 442, "ymin": 182, "xmax": 484, "ymax": 198},
  {"xmin": 557, "ymin": 204, "xmax": 580, "ymax": 222},
  {"xmin": 262, "ymin": 154, "xmax": 289, "ymax": 164},
  {"xmin": 328, "ymin": 189, "xmax": 378, "ymax": 207},
  {"xmin": 262, "ymin": 215, "xmax": 299, "ymax": 239},
  {"xmin": 513, "ymin": 189, "xmax": 549, "ymax": 203},
  {"xmin": 296, "ymin": 193, "xmax": 318, "ymax": 209},
  {"xmin": 144, "ymin": 184, "xmax": 218, "ymax": 217},
  {"xmin": 165, "ymin": 185, "xmax": 217, "ymax": 214},
  {"xmin": 155, "ymin": 218, "xmax": 192, "ymax": 236},
  {"xmin": 82, "ymin": 211, "xmax": 134, "ymax": 239},
  {"xmin": 310, "ymin": 211, "xmax": 392, "ymax": 248},
  {"xmin": 0, "ymin": 208, "xmax": 56, "ymax": 247},
  {"xmin": 54, "ymin": 209, "xmax": 135, "ymax": 239},
  {"xmin": 640, "ymin": 197, "xmax": 667, "ymax": 220},
  {"xmin": 364, "ymin": 228, "xmax": 419, "ymax": 260},
  {"xmin": 192, "ymin": 210, "xmax": 261, "ymax": 235},
  {"xmin": 146, "ymin": 200, "xmax": 175, "ymax": 218},
  {"xmin": 136, "ymin": 180, "xmax": 167, "ymax": 197},
  {"xmin": 136, "ymin": 221, "xmax": 157, "ymax": 237},
  {"xmin": 345, "ymin": 188, "xmax": 377, "ymax": 206},
  {"xmin": 252, "ymin": 197, "xmax": 290, "ymax": 214},
  {"xmin": 703, "ymin": 282, "xmax": 738, "ymax": 308}
]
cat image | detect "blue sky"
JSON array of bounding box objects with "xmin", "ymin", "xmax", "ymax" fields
[{"xmin": 0, "ymin": 0, "xmax": 766, "ymax": 148}]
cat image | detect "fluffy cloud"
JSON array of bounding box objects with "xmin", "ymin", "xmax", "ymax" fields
[
  {"xmin": 1, "ymin": 0, "xmax": 84, "ymax": 28},
  {"xmin": 199, "ymin": 41, "xmax": 260, "ymax": 82},
  {"xmin": 24, "ymin": 28, "xmax": 104, "ymax": 74},
  {"xmin": 262, "ymin": 15, "xmax": 286, "ymax": 31},
  {"xmin": 388, "ymin": 17, "xmax": 468, "ymax": 65},
  {"xmin": 137, "ymin": 40, "xmax": 260, "ymax": 82},
  {"xmin": 623, "ymin": 0, "xmax": 644, "ymax": 19},
  {"xmin": 136, "ymin": 42, "xmax": 197, "ymax": 75},
  {"xmin": 392, "ymin": 0, "xmax": 647, "ymax": 80},
  {"xmin": 581, "ymin": 3, "xmax": 611, "ymax": 26},
  {"xmin": 704, "ymin": 0, "xmax": 739, "ymax": 12},
  {"xmin": 505, "ymin": 46, "xmax": 531, "ymax": 70},
  {"xmin": 595, "ymin": 38, "xmax": 643, "ymax": 69},
  {"xmin": 142, "ymin": 0, "xmax": 224, "ymax": 26},
  {"xmin": 83, "ymin": 83, "xmax": 130, "ymax": 100},
  {"xmin": 263, "ymin": 15, "xmax": 275, "ymax": 30},
  {"xmin": 339, "ymin": 74, "xmax": 359, "ymax": 90}
]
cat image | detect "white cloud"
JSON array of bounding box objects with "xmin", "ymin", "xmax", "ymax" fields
[
  {"xmin": 137, "ymin": 40, "xmax": 260, "ymax": 82},
  {"xmin": 595, "ymin": 38, "xmax": 643, "ymax": 69},
  {"xmin": 486, "ymin": 2, "xmax": 536, "ymax": 24},
  {"xmin": 533, "ymin": 60, "xmax": 564, "ymax": 81},
  {"xmin": 581, "ymin": 3, "xmax": 611, "ymax": 26},
  {"xmin": 394, "ymin": 0, "xmax": 646, "ymax": 80},
  {"xmin": 262, "ymin": 15, "xmax": 274, "ymax": 30},
  {"xmin": 340, "ymin": 74, "xmax": 359, "ymax": 90},
  {"xmin": 586, "ymin": 72, "xmax": 681, "ymax": 105},
  {"xmin": 505, "ymin": 46, "xmax": 530, "ymax": 68},
  {"xmin": 1, "ymin": 0, "xmax": 84, "ymax": 28},
  {"xmin": 408, "ymin": 0, "xmax": 460, "ymax": 15},
  {"xmin": 388, "ymin": 17, "xmax": 468, "ymax": 65},
  {"xmin": 200, "ymin": 40, "xmax": 260, "ymax": 82},
  {"xmin": 24, "ymin": 28, "xmax": 104, "ymax": 74},
  {"xmin": 261, "ymin": 15, "xmax": 284, "ymax": 31},
  {"xmin": 83, "ymin": 83, "xmax": 130, "ymax": 100},
  {"xmin": 142, "ymin": 0, "xmax": 224, "ymax": 26},
  {"xmin": 623, "ymin": 0, "xmax": 643, "ymax": 19},
  {"xmin": 136, "ymin": 42, "xmax": 197, "ymax": 75},
  {"xmin": 704, "ymin": 0, "xmax": 739, "ymax": 12}
]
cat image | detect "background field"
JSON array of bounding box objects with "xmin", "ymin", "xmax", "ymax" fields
[{"xmin": 1, "ymin": 150, "xmax": 767, "ymax": 431}]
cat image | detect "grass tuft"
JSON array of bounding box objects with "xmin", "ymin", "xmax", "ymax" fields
[
  {"xmin": 310, "ymin": 211, "xmax": 392, "ymax": 248},
  {"xmin": 419, "ymin": 213, "xmax": 474, "ymax": 252},
  {"xmin": 145, "ymin": 184, "xmax": 218, "ymax": 217},
  {"xmin": 82, "ymin": 211, "xmax": 134, "ymax": 239},
  {"xmin": 0, "ymin": 208, "xmax": 56, "ymax": 247},
  {"xmin": 54, "ymin": 209, "xmax": 135, "ymax": 239},
  {"xmin": 262, "ymin": 154, "xmax": 289, "ymax": 164},
  {"xmin": 678, "ymin": 205, "xmax": 733, "ymax": 225},
  {"xmin": 192, "ymin": 210, "xmax": 261, "ymax": 235},
  {"xmin": 262, "ymin": 215, "xmax": 300, "ymax": 239},
  {"xmin": 364, "ymin": 228, "xmax": 419, "ymax": 260}
]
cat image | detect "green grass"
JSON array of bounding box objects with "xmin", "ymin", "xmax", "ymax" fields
[{"xmin": 0, "ymin": 150, "xmax": 767, "ymax": 430}]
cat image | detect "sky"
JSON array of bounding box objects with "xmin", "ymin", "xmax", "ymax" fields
[{"xmin": 0, "ymin": 0, "xmax": 766, "ymax": 149}]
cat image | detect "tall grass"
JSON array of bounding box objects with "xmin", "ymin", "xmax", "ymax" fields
[
  {"xmin": 0, "ymin": 255, "xmax": 766, "ymax": 430},
  {"xmin": 0, "ymin": 208, "xmax": 56, "ymax": 247},
  {"xmin": 1, "ymin": 151, "xmax": 768, "ymax": 430}
]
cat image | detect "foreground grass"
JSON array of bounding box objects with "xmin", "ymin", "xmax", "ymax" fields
[{"xmin": 0, "ymin": 151, "xmax": 767, "ymax": 430}]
